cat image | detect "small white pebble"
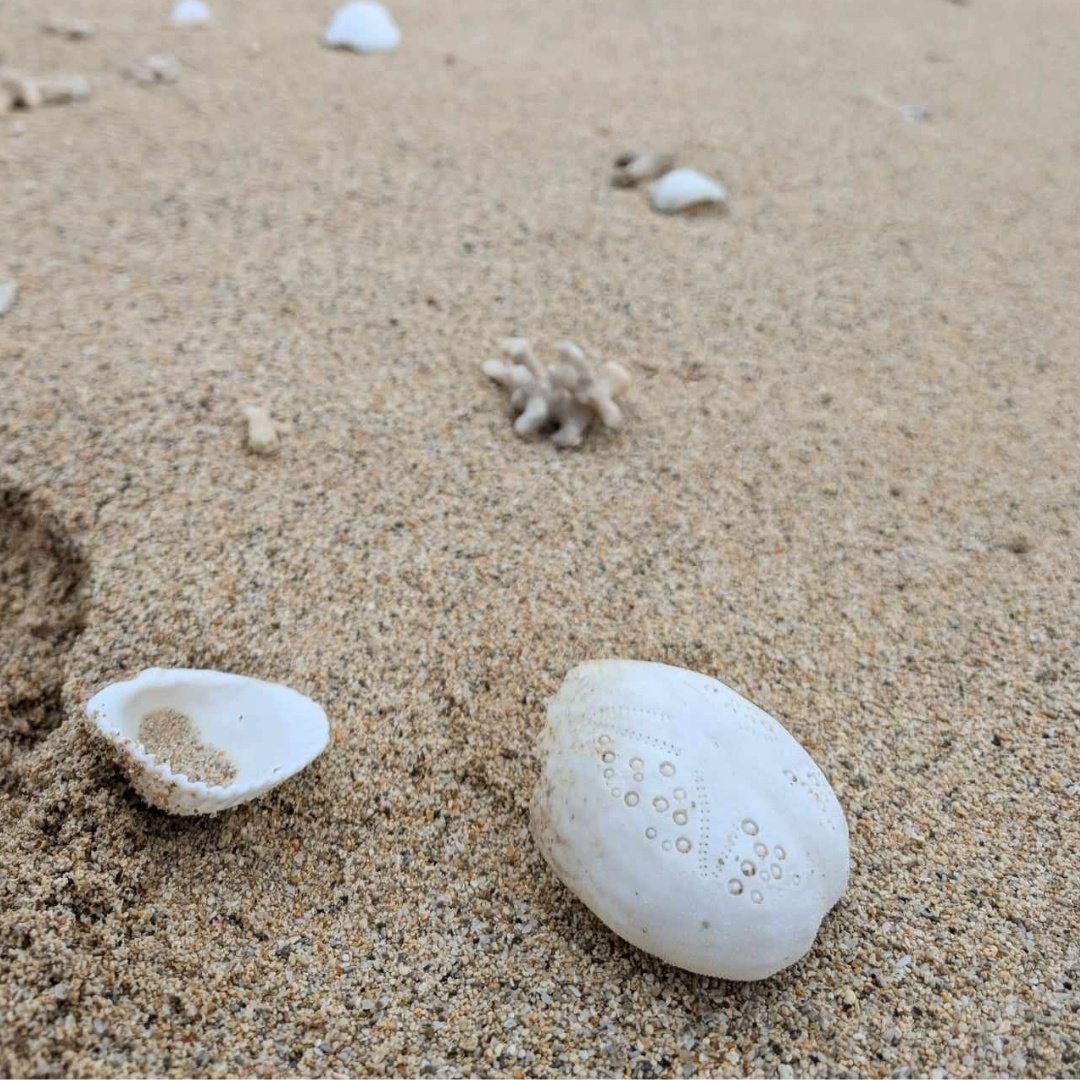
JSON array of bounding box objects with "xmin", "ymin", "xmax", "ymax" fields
[
  {"xmin": 323, "ymin": 1, "xmax": 401, "ymax": 54},
  {"xmin": 242, "ymin": 405, "xmax": 278, "ymax": 455},
  {"xmin": 649, "ymin": 167, "xmax": 728, "ymax": 214},
  {"xmin": 0, "ymin": 281, "xmax": 18, "ymax": 316},
  {"xmin": 170, "ymin": 0, "xmax": 212, "ymax": 27},
  {"xmin": 130, "ymin": 54, "xmax": 181, "ymax": 84}
]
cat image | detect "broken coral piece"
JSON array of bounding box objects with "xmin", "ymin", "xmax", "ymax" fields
[
  {"xmin": 242, "ymin": 404, "xmax": 278, "ymax": 455},
  {"xmin": 611, "ymin": 151, "xmax": 676, "ymax": 189},
  {"xmin": 483, "ymin": 337, "xmax": 631, "ymax": 449},
  {"xmin": 649, "ymin": 167, "xmax": 728, "ymax": 214},
  {"xmin": 42, "ymin": 16, "xmax": 96, "ymax": 39},
  {"xmin": 0, "ymin": 70, "xmax": 90, "ymax": 109}
]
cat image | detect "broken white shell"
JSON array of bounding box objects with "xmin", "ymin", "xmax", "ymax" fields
[
  {"xmin": 649, "ymin": 168, "xmax": 728, "ymax": 214},
  {"xmin": 323, "ymin": 1, "xmax": 401, "ymax": 53},
  {"xmin": 85, "ymin": 668, "xmax": 330, "ymax": 815},
  {"xmin": 170, "ymin": 0, "xmax": 211, "ymax": 27},
  {"xmin": 531, "ymin": 660, "xmax": 849, "ymax": 980}
]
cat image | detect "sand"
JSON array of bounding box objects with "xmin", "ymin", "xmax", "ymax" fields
[
  {"xmin": 1, "ymin": 0, "xmax": 1077, "ymax": 1075},
  {"xmin": 138, "ymin": 708, "xmax": 238, "ymax": 786}
]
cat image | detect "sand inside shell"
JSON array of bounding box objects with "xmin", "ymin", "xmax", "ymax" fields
[{"xmin": 138, "ymin": 708, "xmax": 237, "ymax": 786}]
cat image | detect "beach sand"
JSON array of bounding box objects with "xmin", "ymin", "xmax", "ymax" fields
[{"xmin": 1, "ymin": 0, "xmax": 1077, "ymax": 1075}]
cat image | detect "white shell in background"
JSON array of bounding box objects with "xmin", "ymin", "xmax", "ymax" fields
[
  {"xmin": 323, "ymin": 1, "xmax": 401, "ymax": 53},
  {"xmin": 86, "ymin": 668, "xmax": 330, "ymax": 815},
  {"xmin": 531, "ymin": 660, "xmax": 849, "ymax": 980},
  {"xmin": 170, "ymin": 0, "xmax": 212, "ymax": 27},
  {"xmin": 649, "ymin": 168, "xmax": 728, "ymax": 214}
]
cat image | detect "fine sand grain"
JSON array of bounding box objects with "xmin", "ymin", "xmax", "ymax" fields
[
  {"xmin": 138, "ymin": 708, "xmax": 237, "ymax": 786},
  {"xmin": 1, "ymin": 0, "xmax": 1078, "ymax": 1076}
]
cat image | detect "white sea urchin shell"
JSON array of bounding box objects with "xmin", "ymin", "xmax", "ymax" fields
[
  {"xmin": 85, "ymin": 668, "xmax": 330, "ymax": 815},
  {"xmin": 530, "ymin": 660, "xmax": 849, "ymax": 980}
]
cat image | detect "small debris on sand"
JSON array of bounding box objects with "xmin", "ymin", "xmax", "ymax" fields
[
  {"xmin": 41, "ymin": 16, "xmax": 96, "ymax": 40},
  {"xmin": 649, "ymin": 167, "xmax": 728, "ymax": 214},
  {"xmin": 0, "ymin": 281, "xmax": 17, "ymax": 315},
  {"xmin": 170, "ymin": 0, "xmax": 212, "ymax": 27},
  {"xmin": 611, "ymin": 151, "xmax": 676, "ymax": 188},
  {"xmin": 138, "ymin": 708, "xmax": 237, "ymax": 786},
  {"xmin": 0, "ymin": 72, "xmax": 43, "ymax": 110},
  {"xmin": 899, "ymin": 104, "xmax": 933, "ymax": 124},
  {"xmin": 1003, "ymin": 532, "xmax": 1032, "ymax": 555},
  {"xmin": 129, "ymin": 54, "xmax": 181, "ymax": 84},
  {"xmin": 324, "ymin": 1, "xmax": 401, "ymax": 54},
  {"xmin": 483, "ymin": 337, "xmax": 631, "ymax": 448},
  {"xmin": 0, "ymin": 70, "xmax": 91, "ymax": 109},
  {"xmin": 242, "ymin": 404, "xmax": 279, "ymax": 455}
]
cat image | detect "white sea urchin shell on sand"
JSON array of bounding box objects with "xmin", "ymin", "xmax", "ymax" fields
[
  {"xmin": 323, "ymin": 2, "xmax": 401, "ymax": 53},
  {"xmin": 86, "ymin": 668, "xmax": 330, "ymax": 815},
  {"xmin": 531, "ymin": 660, "xmax": 849, "ymax": 980}
]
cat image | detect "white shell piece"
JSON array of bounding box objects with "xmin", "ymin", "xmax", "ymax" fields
[
  {"xmin": 323, "ymin": 2, "xmax": 401, "ymax": 53},
  {"xmin": 0, "ymin": 281, "xmax": 17, "ymax": 316},
  {"xmin": 649, "ymin": 168, "xmax": 728, "ymax": 214},
  {"xmin": 530, "ymin": 660, "xmax": 849, "ymax": 980},
  {"xmin": 85, "ymin": 668, "xmax": 330, "ymax": 815},
  {"xmin": 170, "ymin": 0, "xmax": 212, "ymax": 27}
]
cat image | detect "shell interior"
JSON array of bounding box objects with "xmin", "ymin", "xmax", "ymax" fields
[{"xmin": 85, "ymin": 668, "xmax": 330, "ymax": 813}]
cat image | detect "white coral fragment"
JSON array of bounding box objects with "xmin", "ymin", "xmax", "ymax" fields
[
  {"xmin": 0, "ymin": 70, "xmax": 90, "ymax": 108},
  {"xmin": 483, "ymin": 338, "xmax": 631, "ymax": 449},
  {"xmin": 242, "ymin": 404, "xmax": 278, "ymax": 455},
  {"xmin": 42, "ymin": 16, "xmax": 96, "ymax": 39}
]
